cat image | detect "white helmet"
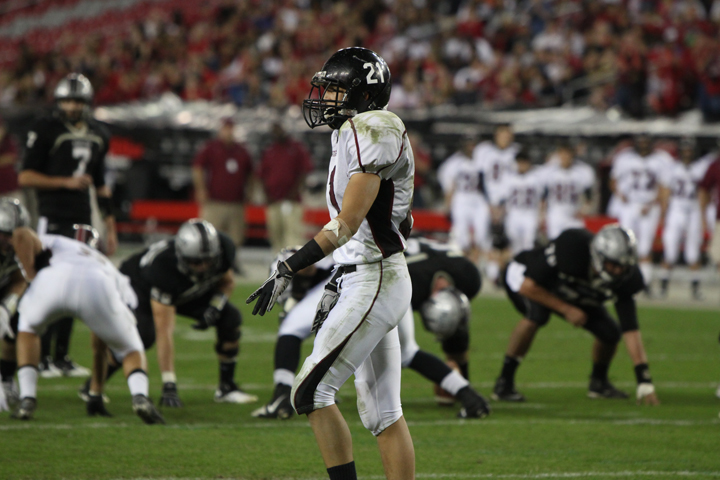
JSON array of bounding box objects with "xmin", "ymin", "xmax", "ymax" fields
[
  {"xmin": 175, "ymin": 219, "xmax": 221, "ymax": 277},
  {"xmin": 420, "ymin": 287, "xmax": 471, "ymax": 341},
  {"xmin": 0, "ymin": 198, "xmax": 29, "ymax": 234},
  {"xmin": 590, "ymin": 224, "xmax": 638, "ymax": 283}
]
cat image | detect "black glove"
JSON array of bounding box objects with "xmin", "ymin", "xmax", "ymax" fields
[
  {"xmin": 86, "ymin": 394, "xmax": 112, "ymax": 417},
  {"xmin": 202, "ymin": 294, "xmax": 227, "ymax": 327},
  {"xmin": 246, "ymin": 261, "xmax": 294, "ymax": 316},
  {"xmin": 159, "ymin": 382, "xmax": 184, "ymax": 408}
]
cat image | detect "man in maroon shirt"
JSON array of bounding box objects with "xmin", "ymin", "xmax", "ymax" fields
[
  {"xmin": 0, "ymin": 116, "xmax": 20, "ymax": 200},
  {"xmin": 256, "ymin": 123, "xmax": 314, "ymax": 252},
  {"xmin": 699, "ymin": 155, "xmax": 720, "ymax": 269},
  {"xmin": 192, "ymin": 118, "xmax": 253, "ymax": 262}
]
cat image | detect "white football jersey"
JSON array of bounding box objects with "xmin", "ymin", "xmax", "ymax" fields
[
  {"xmin": 472, "ymin": 140, "xmax": 520, "ymax": 205},
  {"xmin": 661, "ymin": 159, "xmax": 712, "ymax": 208},
  {"xmin": 36, "ymin": 234, "xmax": 137, "ymax": 308},
  {"xmin": 437, "ymin": 151, "xmax": 481, "ymax": 196},
  {"xmin": 611, "ymin": 149, "xmax": 672, "ymax": 204},
  {"xmin": 541, "ymin": 161, "xmax": 595, "ymax": 214},
  {"xmin": 500, "ymin": 167, "xmax": 544, "ymax": 213},
  {"xmin": 327, "ymin": 110, "xmax": 414, "ymax": 265}
]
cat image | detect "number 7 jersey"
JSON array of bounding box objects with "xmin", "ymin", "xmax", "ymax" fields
[
  {"xmin": 327, "ymin": 110, "xmax": 415, "ymax": 265},
  {"xmin": 21, "ymin": 112, "xmax": 110, "ymax": 224}
]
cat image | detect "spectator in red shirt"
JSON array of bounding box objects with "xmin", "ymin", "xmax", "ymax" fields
[
  {"xmin": 256, "ymin": 122, "xmax": 313, "ymax": 252},
  {"xmin": 0, "ymin": 116, "xmax": 22, "ymax": 201},
  {"xmin": 192, "ymin": 118, "xmax": 253, "ymax": 264},
  {"xmin": 699, "ymin": 154, "xmax": 720, "ymax": 268}
]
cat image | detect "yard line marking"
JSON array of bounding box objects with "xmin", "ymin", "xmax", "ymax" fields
[
  {"xmin": 111, "ymin": 471, "xmax": 720, "ymax": 480},
  {"xmin": 2, "ymin": 417, "xmax": 718, "ymax": 432}
]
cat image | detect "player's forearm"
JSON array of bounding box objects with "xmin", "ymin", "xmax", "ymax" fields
[
  {"xmin": 17, "ymin": 170, "xmax": 70, "ymax": 190},
  {"xmin": 11, "ymin": 227, "xmax": 42, "ymax": 281},
  {"xmin": 622, "ymin": 330, "xmax": 648, "ymax": 366},
  {"xmin": 151, "ymin": 302, "xmax": 177, "ymax": 373},
  {"xmin": 217, "ymin": 270, "xmax": 235, "ymax": 296},
  {"xmin": 699, "ymin": 188, "xmax": 710, "ymax": 213},
  {"xmin": 519, "ymin": 278, "xmax": 574, "ymax": 316}
]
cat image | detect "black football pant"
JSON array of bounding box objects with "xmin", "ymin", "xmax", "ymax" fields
[{"xmin": 38, "ymin": 219, "xmax": 79, "ymax": 363}]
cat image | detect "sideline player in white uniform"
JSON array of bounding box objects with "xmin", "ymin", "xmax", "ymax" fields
[
  {"xmin": 10, "ymin": 225, "xmax": 164, "ymax": 424},
  {"xmin": 438, "ymin": 136, "xmax": 489, "ymax": 263},
  {"xmin": 611, "ymin": 135, "xmax": 673, "ymax": 289},
  {"xmin": 541, "ymin": 143, "xmax": 595, "ymax": 240},
  {"xmin": 472, "ymin": 124, "xmax": 520, "ymax": 282},
  {"xmin": 247, "ymin": 47, "xmax": 415, "ymax": 480},
  {"xmin": 500, "ymin": 150, "xmax": 543, "ymax": 254},
  {"xmin": 251, "ymin": 239, "xmax": 490, "ymax": 420},
  {"xmin": 658, "ymin": 139, "xmax": 711, "ymax": 299}
]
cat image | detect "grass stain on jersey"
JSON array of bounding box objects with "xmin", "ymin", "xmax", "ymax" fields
[{"xmin": 342, "ymin": 110, "xmax": 403, "ymax": 144}]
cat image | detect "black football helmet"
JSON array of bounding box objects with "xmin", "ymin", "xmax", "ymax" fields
[{"xmin": 302, "ymin": 47, "xmax": 392, "ymax": 130}]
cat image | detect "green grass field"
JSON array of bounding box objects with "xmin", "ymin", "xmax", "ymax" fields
[{"xmin": 2, "ymin": 285, "xmax": 719, "ymax": 480}]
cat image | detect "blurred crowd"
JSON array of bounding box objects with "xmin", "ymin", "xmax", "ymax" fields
[{"xmin": 2, "ymin": 0, "xmax": 720, "ymax": 120}]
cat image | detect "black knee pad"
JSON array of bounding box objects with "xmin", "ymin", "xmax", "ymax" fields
[
  {"xmin": 584, "ymin": 308, "xmax": 622, "ymax": 345},
  {"xmin": 441, "ymin": 323, "xmax": 470, "ymax": 355},
  {"xmin": 215, "ymin": 304, "xmax": 241, "ymax": 355}
]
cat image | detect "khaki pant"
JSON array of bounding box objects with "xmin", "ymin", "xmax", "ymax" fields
[
  {"xmin": 710, "ymin": 222, "xmax": 720, "ymax": 266},
  {"xmin": 201, "ymin": 201, "xmax": 245, "ymax": 246},
  {"xmin": 266, "ymin": 201, "xmax": 306, "ymax": 253}
]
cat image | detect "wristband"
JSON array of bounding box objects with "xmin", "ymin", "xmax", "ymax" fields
[
  {"xmin": 209, "ymin": 293, "xmax": 228, "ymax": 311},
  {"xmin": 161, "ymin": 371, "xmax": 177, "ymax": 384},
  {"xmin": 97, "ymin": 196, "xmax": 115, "ymax": 219},
  {"xmin": 285, "ymin": 239, "xmax": 325, "ymax": 273}
]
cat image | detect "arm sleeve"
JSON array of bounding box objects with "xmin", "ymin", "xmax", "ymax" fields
[
  {"xmin": 344, "ymin": 116, "xmax": 406, "ymax": 179},
  {"xmin": 92, "ymin": 131, "xmax": 110, "ymax": 188},
  {"xmin": 520, "ymin": 248, "xmax": 558, "ymax": 287},
  {"xmin": 614, "ymin": 296, "xmax": 639, "ymax": 332},
  {"xmin": 148, "ymin": 264, "xmax": 176, "ymax": 306},
  {"xmin": 21, "ymin": 122, "xmax": 52, "ymax": 172}
]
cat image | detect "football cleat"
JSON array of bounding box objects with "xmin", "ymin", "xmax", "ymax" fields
[
  {"xmin": 588, "ymin": 378, "xmax": 629, "ymax": 399},
  {"xmin": 39, "ymin": 356, "xmax": 63, "ymax": 379},
  {"xmin": 78, "ymin": 379, "xmax": 110, "ymax": 404},
  {"xmin": 11, "ymin": 397, "xmax": 37, "ymax": 420},
  {"xmin": 53, "ymin": 356, "xmax": 90, "ymax": 378},
  {"xmin": 86, "ymin": 394, "xmax": 112, "ymax": 417},
  {"xmin": 251, "ymin": 384, "xmax": 294, "ymax": 419},
  {"xmin": 456, "ymin": 386, "xmax": 491, "ymax": 419},
  {"xmin": 215, "ymin": 382, "xmax": 258, "ymax": 404},
  {"xmin": 132, "ymin": 395, "xmax": 165, "ymax": 425},
  {"xmin": 2, "ymin": 380, "xmax": 20, "ymax": 408},
  {"xmin": 491, "ymin": 377, "xmax": 526, "ymax": 402}
]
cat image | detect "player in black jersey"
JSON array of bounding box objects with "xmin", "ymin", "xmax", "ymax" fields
[
  {"xmin": 0, "ymin": 199, "xmax": 30, "ymax": 411},
  {"xmin": 18, "ymin": 73, "xmax": 116, "ymax": 378},
  {"xmin": 493, "ymin": 225, "xmax": 659, "ymax": 404},
  {"xmin": 111, "ymin": 219, "xmax": 256, "ymax": 407}
]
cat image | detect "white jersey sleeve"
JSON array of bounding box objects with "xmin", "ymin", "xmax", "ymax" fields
[{"xmin": 344, "ymin": 112, "xmax": 407, "ymax": 179}]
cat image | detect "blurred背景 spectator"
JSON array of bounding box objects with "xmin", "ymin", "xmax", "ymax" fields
[
  {"xmin": 192, "ymin": 118, "xmax": 253, "ymax": 267},
  {"xmin": 256, "ymin": 122, "xmax": 313, "ymax": 252},
  {"xmin": 0, "ymin": 116, "xmax": 20, "ymax": 201}
]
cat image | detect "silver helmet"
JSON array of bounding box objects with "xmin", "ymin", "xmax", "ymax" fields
[
  {"xmin": 420, "ymin": 287, "xmax": 471, "ymax": 341},
  {"xmin": 0, "ymin": 198, "xmax": 29, "ymax": 234},
  {"xmin": 175, "ymin": 219, "xmax": 221, "ymax": 277},
  {"xmin": 590, "ymin": 224, "xmax": 638, "ymax": 283},
  {"xmin": 73, "ymin": 224, "xmax": 99, "ymax": 249},
  {"xmin": 54, "ymin": 73, "xmax": 94, "ymax": 103}
]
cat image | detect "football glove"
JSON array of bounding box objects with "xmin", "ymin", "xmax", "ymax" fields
[
  {"xmin": 86, "ymin": 394, "xmax": 113, "ymax": 417},
  {"xmin": 246, "ymin": 261, "xmax": 293, "ymax": 316},
  {"xmin": 203, "ymin": 294, "xmax": 227, "ymax": 327},
  {"xmin": 636, "ymin": 382, "xmax": 660, "ymax": 405},
  {"xmin": 0, "ymin": 305, "xmax": 14, "ymax": 340},
  {"xmin": 159, "ymin": 382, "xmax": 184, "ymax": 408},
  {"xmin": 311, "ymin": 286, "xmax": 339, "ymax": 334}
]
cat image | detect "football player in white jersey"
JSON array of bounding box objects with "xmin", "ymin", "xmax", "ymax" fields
[
  {"xmin": 472, "ymin": 124, "xmax": 519, "ymax": 283},
  {"xmin": 611, "ymin": 134, "xmax": 673, "ymax": 290},
  {"xmin": 438, "ymin": 136, "xmax": 489, "ymax": 263},
  {"xmin": 247, "ymin": 47, "xmax": 415, "ymax": 480},
  {"xmin": 500, "ymin": 150, "xmax": 543, "ymax": 254},
  {"xmin": 658, "ymin": 138, "xmax": 711, "ymax": 299},
  {"xmin": 10, "ymin": 225, "xmax": 164, "ymax": 424},
  {"xmin": 541, "ymin": 143, "xmax": 596, "ymax": 240}
]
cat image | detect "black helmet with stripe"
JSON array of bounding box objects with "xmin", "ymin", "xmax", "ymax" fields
[{"xmin": 175, "ymin": 219, "xmax": 221, "ymax": 279}]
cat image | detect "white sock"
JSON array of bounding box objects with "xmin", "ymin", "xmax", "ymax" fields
[
  {"xmin": 439, "ymin": 370, "xmax": 470, "ymax": 396},
  {"xmin": 127, "ymin": 371, "xmax": 149, "ymax": 397},
  {"xmin": 273, "ymin": 369, "xmax": 295, "ymax": 388},
  {"xmin": 486, "ymin": 261, "xmax": 500, "ymax": 283},
  {"xmin": 640, "ymin": 262, "xmax": 653, "ymax": 285},
  {"xmin": 18, "ymin": 366, "xmax": 38, "ymax": 399}
]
